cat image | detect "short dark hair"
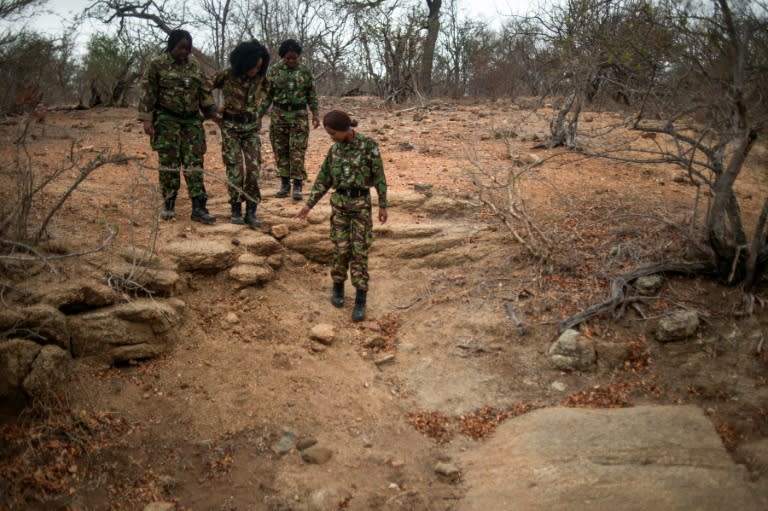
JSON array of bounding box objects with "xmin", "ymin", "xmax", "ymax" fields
[
  {"xmin": 278, "ymin": 39, "xmax": 302, "ymax": 58},
  {"xmin": 323, "ymin": 110, "xmax": 358, "ymax": 131},
  {"xmin": 167, "ymin": 29, "xmax": 192, "ymax": 53},
  {"xmin": 230, "ymin": 40, "xmax": 270, "ymax": 77}
]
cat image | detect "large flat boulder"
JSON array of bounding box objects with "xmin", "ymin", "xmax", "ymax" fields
[{"xmin": 458, "ymin": 405, "xmax": 766, "ymax": 511}]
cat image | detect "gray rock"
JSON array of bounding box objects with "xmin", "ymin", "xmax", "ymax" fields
[
  {"xmin": 16, "ymin": 278, "xmax": 116, "ymax": 309},
  {"xmin": 164, "ymin": 239, "xmax": 235, "ymax": 272},
  {"xmin": 0, "ymin": 339, "xmax": 41, "ymax": 397},
  {"xmin": 236, "ymin": 252, "xmax": 266, "ymax": 265},
  {"xmin": 310, "ymin": 324, "xmax": 336, "ymax": 345},
  {"xmin": 271, "ymin": 224, "xmax": 290, "ymax": 239},
  {"xmin": 296, "ymin": 437, "xmax": 318, "ymax": 451},
  {"xmin": 68, "ymin": 298, "xmax": 181, "ymax": 360},
  {"xmin": 238, "ymin": 230, "xmax": 283, "ymax": 255},
  {"xmin": 307, "ymin": 488, "xmax": 351, "ymax": 511},
  {"xmin": 22, "ymin": 344, "xmax": 71, "ymax": 398},
  {"xmin": 548, "ymin": 329, "xmax": 596, "ymax": 371},
  {"xmin": 458, "ymin": 405, "xmax": 766, "ymax": 511},
  {"xmin": 656, "ymin": 310, "xmax": 699, "ymax": 342},
  {"xmin": 272, "ymin": 430, "xmax": 296, "ymax": 455},
  {"xmin": 103, "ymin": 260, "xmax": 183, "ymax": 297},
  {"xmin": 143, "ymin": 502, "xmax": 176, "ymax": 511},
  {"xmin": 301, "ymin": 445, "xmax": 333, "ymax": 464},
  {"xmin": 228, "ymin": 264, "xmax": 274, "ymax": 285},
  {"xmin": 634, "ymin": 275, "xmax": 664, "ymax": 295},
  {"xmin": 435, "ymin": 462, "xmax": 460, "ymax": 477},
  {"xmin": 282, "ymin": 231, "xmax": 334, "ymax": 262},
  {"xmin": 594, "ymin": 339, "xmax": 633, "ymax": 371},
  {"xmin": 0, "ymin": 303, "xmax": 70, "ymax": 350},
  {"xmin": 266, "ymin": 253, "xmax": 283, "ymax": 269}
]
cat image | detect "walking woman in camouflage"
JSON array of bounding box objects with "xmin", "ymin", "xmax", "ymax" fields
[
  {"xmin": 212, "ymin": 40, "xmax": 269, "ymax": 228},
  {"xmin": 257, "ymin": 39, "xmax": 320, "ymax": 201},
  {"xmin": 138, "ymin": 29, "xmax": 219, "ymax": 224},
  {"xmin": 297, "ymin": 111, "xmax": 388, "ymax": 322}
]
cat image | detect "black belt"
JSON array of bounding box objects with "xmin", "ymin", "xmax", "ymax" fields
[
  {"xmin": 335, "ymin": 188, "xmax": 370, "ymax": 198},
  {"xmin": 273, "ymin": 102, "xmax": 307, "ymax": 112},
  {"xmin": 223, "ymin": 112, "xmax": 258, "ymax": 123},
  {"xmin": 157, "ymin": 106, "xmax": 200, "ymax": 119}
]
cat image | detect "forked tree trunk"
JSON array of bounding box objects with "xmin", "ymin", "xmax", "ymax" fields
[{"xmin": 706, "ymin": 128, "xmax": 761, "ymax": 286}]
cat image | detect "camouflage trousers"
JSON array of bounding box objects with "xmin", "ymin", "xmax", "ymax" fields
[
  {"xmin": 269, "ymin": 110, "xmax": 309, "ymax": 181},
  {"xmin": 152, "ymin": 117, "xmax": 208, "ymax": 200},
  {"xmin": 329, "ymin": 195, "xmax": 373, "ymax": 290},
  {"xmin": 221, "ymin": 121, "xmax": 262, "ymax": 205}
]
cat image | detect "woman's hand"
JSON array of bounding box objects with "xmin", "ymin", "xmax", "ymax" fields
[
  {"xmin": 143, "ymin": 120, "xmax": 154, "ymax": 137},
  {"xmin": 378, "ymin": 207, "xmax": 388, "ymax": 224}
]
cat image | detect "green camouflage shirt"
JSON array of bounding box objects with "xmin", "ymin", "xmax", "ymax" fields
[
  {"xmin": 137, "ymin": 52, "xmax": 217, "ymax": 122},
  {"xmin": 212, "ymin": 68, "xmax": 266, "ymax": 118},
  {"xmin": 257, "ymin": 60, "xmax": 319, "ymax": 117},
  {"xmin": 306, "ymin": 132, "xmax": 388, "ymax": 209}
]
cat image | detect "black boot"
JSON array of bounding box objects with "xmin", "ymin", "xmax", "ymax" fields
[
  {"xmin": 292, "ymin": 179, "xmax": 303, "ymax": 201},
  {"xmin": 276, "ymin": 177, "xmax": 291, "ymax": 198},
  {"xmin": 231, "ymin": 202, "xmax": 245, "ymax": 225},
  {"xmin": 352, "ymin": 288, "xmax": 367, "ymax": 322},
  {"xmin": 245, "ymin": 201, "xmax": 260, "ymax": 228},
  {"xmin": 331, "ymin": 281, "xmax": 344, "ymax": 308},
  {"xmin": 161, "ymin": 196, "xmax": 176, "ymax": 221},
  {"xmin": 191, "ymin": 195, "xmax": 216, "ymax": 224}
]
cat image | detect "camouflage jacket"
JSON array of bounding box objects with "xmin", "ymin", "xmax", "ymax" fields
[
  {"xmin": 306, "ymin": 132, "xmax": 388, "ymax": 209},
  {"xmin": 257, "ymin": 60, "xmax": 319, "ymax": 117},
  {"xmin": 212, "ymin": 68, "xmax": 266, "ymax": 119},
  {"xmin": 137, "ymin": 53, "xmax": 217, "ymax": 122}
]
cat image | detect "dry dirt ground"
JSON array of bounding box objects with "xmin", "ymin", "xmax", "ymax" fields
[{"xmin": 1, "ymin": 98, "xmax": 768, "ymax": 510}]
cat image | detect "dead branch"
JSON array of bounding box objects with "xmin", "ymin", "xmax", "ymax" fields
[{"xmin": 558, "ymin": 260, "xmax": 714, "ymax": 333}]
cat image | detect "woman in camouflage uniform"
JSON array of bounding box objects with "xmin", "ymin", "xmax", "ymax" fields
[
  {"xmin": 257, "ymin": 39, "xmax": 320, "ymax": 201},
  {"xmin": 297, "ymin": 111, "xmax": 388, "ymax": 322},
  {"xmin": 138, "ymin": 29, "xmax": 219, "ymax": 224},
  {"xmin": 212, "ymin": 40, "xmax": 270, "ymax": 228}
]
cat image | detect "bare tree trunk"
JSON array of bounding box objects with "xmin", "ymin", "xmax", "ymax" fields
[
  {"xmin": 706, "ymin": 128, "xmax": 758, "ymax": 283},
  {"xmin": 419, "ymin": 0, "xmax": 441, "ymax": 96},
  {"xmin": 548, "ymin": 92, "xmax": 581, "ymax": 149}
]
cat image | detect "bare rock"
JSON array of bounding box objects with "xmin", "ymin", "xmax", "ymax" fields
[
  {"xmin": 22, "ymin": 344, "xmax": 72, "ymax": 398},
  {"xmin": 307, "ymin": 488, "xmax": 352, "ymax": 511},
  {"xmin": 656, "ymin": 310, "xmax": 699, "ymax": 342},
  {"xmin": 283, "ymin": 231, "xmax": 334, "ymax": 262},
  {"xmin": 634, "ymin": 275, "xmax": 664, "ymax": 296},
  {"xmin": 237, "ymin": 252, "xmax": 266, "ymax": 265},
  {"xmin": 271, "ymin": 224, "xmax": 290, "ymax": 239},
  {"xmin": 301, "ymin": 445, "xmax": 333, "ymax": 464},
  {"xmin": 548, "ymin": 329, "xmax": 596, "ymax": 371},
  {"xmin": 143, "ymin": 502, "xmax": 176, "ymax": 511},
  {"xmin": 458, "ymin": 405, "xmax": 766, "ymax": 511},
  {"xmin": 435, "ymin": 462, "xmax": 460, "ymax": 476},
  {"xmin": 238, "ymin": 230, "xmax": 283, "ymax": 255},
  {"xmin": 422, "ymin": 195, "xmax": 480, "ymax": 217},
  {"xmin": 164, "ymin": 239, "xmax": 235, "ymax": 272},
  {"xmin": 594, "ymin": 339, "xmax": 633, "ymax": 372},
  {"xmin": 228, "ymin": 264, "xmax": 274, "ymax": 286},
  {"xmin": 0, "ymin": 303, "xmax": 70, "ymax": 350},
  {"xmin": 310, "ymin": 324, "xmax": 336, "ymax": 345},
  {"xmin": 16, "ymin": 277, "xmax": 116, "ymax": 309},
  {"xmin": 68, "ymin": 298, "xmax": 182, "ymax": 362},
  {"xmin": 0, "ymin": 339, "xmax": 41, "ymax": 397}
]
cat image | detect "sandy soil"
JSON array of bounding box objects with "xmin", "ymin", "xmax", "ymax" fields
[{"xmin": 1, "ymin": 98, "xmax": 767, "ymax": 510}]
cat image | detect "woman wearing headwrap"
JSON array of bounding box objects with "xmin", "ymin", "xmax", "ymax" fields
[{"xmin": 138, "ymin": 29, "xmax": 219, "ymax": 224}]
